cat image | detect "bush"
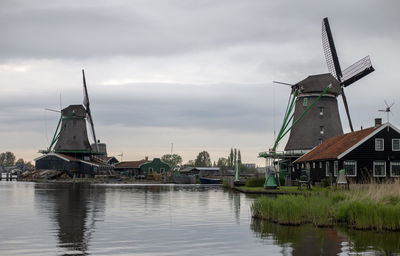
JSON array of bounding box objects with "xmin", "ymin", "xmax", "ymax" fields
[
  {"xmin": 320, "ymin": 178, "xmax": 330, "ymax": 187},
  {"xmin": 245, "ymin": 178, "xmax": 265, "ymax": 187}
]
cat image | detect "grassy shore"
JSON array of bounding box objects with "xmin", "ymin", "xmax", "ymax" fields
[{"xmin": 251, "ymin": 180, "xmax": 400, "ymax": 231}]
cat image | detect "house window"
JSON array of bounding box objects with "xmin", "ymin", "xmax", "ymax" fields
[
  {"xmin": 149, "ymin": 167, "xmax": 154, "ymax": 172},
  {"xmin": 344, "ymin": 160, "xmax": 357, "ymax": 177},
  {"xmin": 392, "ymin": 139, "xmax": 400, "ymax": 151},
  {"xmin": 319, "ymin": 139, "xmax": 323, "ymax": 145},
  {"xmin": 390, "ymin": 162, "xmax": 400, "ymax": 177},
  {"xmin": 375, "ymin": 138, "xmax": 384, "ymax": 151},
  {"xmin": 319, "ymin": 107, "xmax": 324, "ymax": 116},
  {"xmin": 325, "ymin": 161, "xmax": 330, "ymax": 177},
  {"xmin": 313, "ymin": 162, "xmax": 315, "ymax": 168},
  {"xmin": 160, "ymin": 168, "xmax": 165, "ymax": 173},
  {"xmin": 320, "ymin": 126, "xmax": 324, "ymax": 135},
  {"xmin": 297, "ymin": 164, "xmax": 299, "ymax": 169},
  {"xmin": 334, "ymin": 161, "xmax": 338, "ymax": 177},
  {"xmin": 301, "ymin": 163, "xmax": 304, "ymax": 168},
  {"xmin": 319, "ymin": 162, "xmax": 322, "ymax": 168},
  {"xmin": 373, "ymin": 161, "xmax": 386, "ymax": 177},
  {"xmin": 303, "ymin": 97, "xmax": 308, "ymax": 107}
]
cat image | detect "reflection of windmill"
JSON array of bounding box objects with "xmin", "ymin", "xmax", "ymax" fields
[
  {"xmin": 379, "ymin": 100, "xmax": 394, "ymax": 123},
  {"xmin": 322, "ymin": 17, "xmax": 375, "ymax": 132}
]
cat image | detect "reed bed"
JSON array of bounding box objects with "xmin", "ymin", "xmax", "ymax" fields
[{"xmin": 251, "ymin": 181, "xmax": 400, "ymax": 231}]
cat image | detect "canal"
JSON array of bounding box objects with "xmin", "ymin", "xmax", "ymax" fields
[{"xmin": 0, "ymin": 181, "xmax": 399, "ymax": 255}]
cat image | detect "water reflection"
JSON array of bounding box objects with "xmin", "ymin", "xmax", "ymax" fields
[
  {"xmin": 251, "ymin": 218, "xmax": 400, "ymax": 255},
  {"xmin": 34, "ymin": 183, "xmax": 105, "ymax": 255}
]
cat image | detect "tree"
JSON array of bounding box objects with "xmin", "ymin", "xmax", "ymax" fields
[
  {"xmin": 161, "ymin": 154, "xmax": 182, "ymax": 170},
  {"xmin": 217, "ymin": 157, "xmax": 228, "ymax": 167},
  {"xmin": 16, "ymin": 158, "xmax": 25, "ymax": 166},
  {"xmin": 238, "ymin": 150, "xmax": 242, "ymax": 164},
  {"xmin": 195, "ymin": 151, "xmax": 212, "ymax": 167},
  {"xmin": 229, "ymin": 148, "xmax": 234, "ymax": 167},
  {"xmin": 0, "ymin": 152, "xmax": 16, "ymax": 167},
  {"xmin": 185, "ymin": 160, "xmax": 195, "ymax": 167},
  {"xmin": 234, "ymin": 148, "xmax": 237, "ymax": 165}
]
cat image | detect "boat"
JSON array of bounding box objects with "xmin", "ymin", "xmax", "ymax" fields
[
  {"xmin": 199, "ymin": 177, "xmax": 222, "ymax": 184},
  {"xmin": 174, "ymin": 174, "xmax": 196, "ymax": 184}
]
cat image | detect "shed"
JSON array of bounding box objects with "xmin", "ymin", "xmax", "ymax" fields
[{"xmin": 140, "ymin": 158, "xmax": 170, "ymax": 176}]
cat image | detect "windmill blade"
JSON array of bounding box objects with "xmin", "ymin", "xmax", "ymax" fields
[
  {"xmin": 82, "ymin": 69, "xmax": 99, "ymax": 152},
  {"xmin": 341, "ymin": 56, "xmax": 375, "ymax": 87},
  {"xmin": 340, "ymin": 89, "xmax": 354, "ymax": 132},
  {"xmin": 384, "ymin": 100, "xmax": 389, "ymax": 107},
  {"xmin": 322, "ymin": 17, "xmax": 342, "ymax": 81},
  {"xmin": 45, "ymin": 108, "xmax": 61, "ymax": 113}
]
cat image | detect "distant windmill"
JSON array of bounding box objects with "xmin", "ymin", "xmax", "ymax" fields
[
  {"xmin": 322, "ymin": 17, "xmax": 375, "ymax": 132},
  {"xmin": 379, "ymin": 100, "xmax": 395, "ymax": 123}
]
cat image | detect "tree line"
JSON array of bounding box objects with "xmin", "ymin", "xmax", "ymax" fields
[
  {"xmin": 161, "ymin": 148, "xmax": 252, "ymax": 171},
  {"xmin": 0, "ymin": 151, "xmax": 34, "ymax": 169}
]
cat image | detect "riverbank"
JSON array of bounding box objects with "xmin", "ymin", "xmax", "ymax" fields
[{"xmin": 251, "ymin": 181, "xmax": 400, "ymax": 231}]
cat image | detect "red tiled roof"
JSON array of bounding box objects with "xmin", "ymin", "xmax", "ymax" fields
[
  {"xmin": 115, "ymin": 160, "xmax": 150, "ymax": 168},
  {"xmin": 295, "ymin": 125, "xmax": 381, "ymax": 163}
]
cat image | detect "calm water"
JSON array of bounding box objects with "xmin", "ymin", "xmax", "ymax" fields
[{"xmin": 0, "ymin": 182, "xmax": 399, "ymax": 255}]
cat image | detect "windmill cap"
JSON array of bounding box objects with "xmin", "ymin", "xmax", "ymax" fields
[{"xmin": 295, "ymin": 73, "xmax": 341, "ymax": 96}]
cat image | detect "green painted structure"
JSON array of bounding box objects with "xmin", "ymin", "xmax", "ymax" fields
[{"xmin": 140, "ymin": 158, "xmax": 170, "ymax": 176}]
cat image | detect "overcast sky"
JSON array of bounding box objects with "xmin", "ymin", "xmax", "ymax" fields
[{"xmin": 1, "ymin": 0, "xmax": 399, "ymax": 165}]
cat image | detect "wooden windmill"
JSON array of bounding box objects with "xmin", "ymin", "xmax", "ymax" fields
[
  {"xmin": 283, "ymin": 17, "xmax": 375, "ymax": 152},
  {"xmin": 46, "ymin": 70, "xmax": 101, "ymax": 158}
]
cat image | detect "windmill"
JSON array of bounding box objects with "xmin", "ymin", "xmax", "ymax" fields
[
  {"xmin": 322, "ymin": 17, "xmax": 375, "ymax": 132},
  {"xmin": 379, "ymin": 100, "xmax": 394, "ymax": 123},
  {"xmin": 44, "ymin": 70, "xmax": 101, "ymax": 158}
]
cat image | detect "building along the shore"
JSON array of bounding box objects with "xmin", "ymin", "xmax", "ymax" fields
[{"xmin": 294, "ymin": 120, "xmax": 400, "ymax": 183}]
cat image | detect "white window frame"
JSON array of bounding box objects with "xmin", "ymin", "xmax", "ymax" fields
[
  {"xmin": 334, "ymin": 161, "xmax": 338, "ymax": 177},
  {"xmin": 375, "ymin": 138, "xmax": 384, "ymax": 151},
  {"xmin": 319, "ymin": 107, "xmax": 324, "ymax": 116},
  {"xmin": 373, "ymin": 161, "xmax": 386, "ymax": 177},
  {"xmin": 390, "ymin": 162, "xmax": 400, "ymax": 177},
  {"xmin": 319, "ymin": 162, "xmax": 322, "ymax": 168},
  {"xmin": 297, "ymin": 164, "xmax": 299, "ymax": 169},
  {"xmin": 325, "ymin": 161, "xmax": 330, "ymax": 177},
  {"xmin": 320, "ymin": 126, "xmax": 324, "ymax": 135},
  {"xmin": 392, "ymin": 139, "xmax": 400, "ymax": 151},
  {"xmin": 343, "ymin": 160, "xmax": 357, "ymax": 177}
]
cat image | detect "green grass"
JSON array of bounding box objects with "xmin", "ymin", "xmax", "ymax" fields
[{"xmin": 251, "ymin": 191, "xmax": 400, "ymax": 231}]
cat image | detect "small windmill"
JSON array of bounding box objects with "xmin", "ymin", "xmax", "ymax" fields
[
  {"xmin": 322, "ymin": 17, "xmax": 375, "ymax": 132},
  {"xmin": 379, "ymin": 100, "xmax": 395, "ymax": 123}
]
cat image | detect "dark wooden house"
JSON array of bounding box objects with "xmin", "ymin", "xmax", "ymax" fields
[
  {"xmin": 294, "ymin": 120, "xmax": 400, "ymax": 183},
  {"xmin": 114, "ymin": 159, "xmax": 150, "ymax": 177},
  {"xmin": 35, "ymin": 152, "xmax": 113, "ymax": 177}
]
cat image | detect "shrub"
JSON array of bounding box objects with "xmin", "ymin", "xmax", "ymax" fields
[{"xmin": 246, "ymin": 178, "xmax": 265, "ymax": 187}]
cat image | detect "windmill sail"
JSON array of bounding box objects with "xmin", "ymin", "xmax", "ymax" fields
[
  {"xmin": 341, "ymin": 56, "xmax": 375, "ymax": 87},
  {"xmin": 322, "ymin": 17, "xmax": 342, "ymax": 80},
  {"xmin": 82, "ymin": 69, "xmax": 99, "ymax": 152}
]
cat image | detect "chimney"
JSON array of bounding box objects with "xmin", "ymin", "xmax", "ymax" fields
[{"xmin": 375, "ymin": 118, "xmax": 382, "ymax": 127}]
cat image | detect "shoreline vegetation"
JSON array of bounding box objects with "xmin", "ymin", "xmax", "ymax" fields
[{"xmin": 250, "ymin": 180, "xmax": 400, "ymax": 231}]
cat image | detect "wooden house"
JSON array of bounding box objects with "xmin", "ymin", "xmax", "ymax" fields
[{"xmin": 294, "ymin": 120, "xmax": 400, "ymax": 183}]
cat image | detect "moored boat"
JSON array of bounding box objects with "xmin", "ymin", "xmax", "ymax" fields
[{"xmin": 199, "ymin": 177, "xmax": 222, "ymax": 184}]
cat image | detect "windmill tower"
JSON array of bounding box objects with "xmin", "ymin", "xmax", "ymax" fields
[
  {"xmin": 284, "ymin": 17, "xmax": 375, "ymax": 153},
  {"xmin": 45, "ymin": 70, "xmax": 102, "ymax": 159}
]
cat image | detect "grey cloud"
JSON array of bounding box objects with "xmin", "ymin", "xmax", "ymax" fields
[{"xmin": 2, "ymin": 0, "xmax": 396, "ymax": 61}]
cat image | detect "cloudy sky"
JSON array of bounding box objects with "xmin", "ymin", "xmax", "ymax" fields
[{"xmin": 1, "ymin": 0, "xmax": 399, "ymax": 166}]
